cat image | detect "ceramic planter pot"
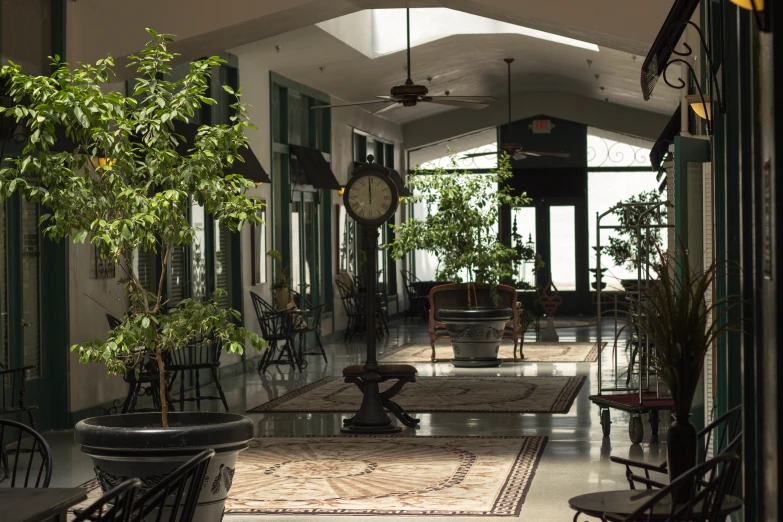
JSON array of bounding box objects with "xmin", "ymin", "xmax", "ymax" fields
[
  {"xmin": 74, "ymin": 412, "xmax": 254, "ymax": 522},
  {"xmin": 666, "ymin": 413, "xmax": 698, "ymax": 502},
  {"xmin": 274, "ymin": 287, "xmax": 289, "ymax": 310},
  {"xmin": 440, "ymin": 307, "xmax": 512, "ymax": 368}
]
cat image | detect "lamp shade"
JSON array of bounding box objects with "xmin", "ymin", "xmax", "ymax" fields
[
  {"xmin": 729, "ymin": 0, "xmax": 763, "ymax": 10},
  {"xmin": 685, "ymin": 94, "xmax": 712, "ymax": 121}
]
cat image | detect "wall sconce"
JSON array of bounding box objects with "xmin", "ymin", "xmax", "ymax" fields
[
  {"xmin": 661, "ymin": 20, "xmax": 725, "ymax": 136},
  {"xmin": 337, "ymin": 186, "xmax": 345, "ymax": 196},
  {"xmin": 685, "ymin": 94, "xmax": 713, "ymax": 121},
  {"xmin": 728, "ymin": 0, "xmax": 768, "ymax": 31}
]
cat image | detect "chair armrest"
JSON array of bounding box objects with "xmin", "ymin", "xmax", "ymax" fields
[
  {"xmin": 627, "ymin": 474, "xmax": 667, "ymax": 490},
  {"xmin": 609, "ymin": 456, "xmax": 667, "ymax": 474}
]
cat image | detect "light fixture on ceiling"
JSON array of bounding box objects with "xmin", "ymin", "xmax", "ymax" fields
[
  {"xmin": 686, "ymin": 94, "xmax": 713, "ymax": 121},
  {"xmin": 728, "ymin": 0, "xmax": 768, "ymax": 31}
]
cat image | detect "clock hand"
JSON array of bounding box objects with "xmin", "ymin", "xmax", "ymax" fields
[{"xmin": 369, "ymin": 178, "xmax": 372, "ymax": 205}]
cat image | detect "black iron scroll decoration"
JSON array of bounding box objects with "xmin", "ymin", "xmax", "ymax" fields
[{"xmin": 660, "ymin": 20, "xmax": 724, "ymax": 137}]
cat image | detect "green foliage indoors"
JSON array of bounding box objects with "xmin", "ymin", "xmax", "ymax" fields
[
  {"xmin": 387, "ymin": 155, "xmax": 531, "ymax": 303},
  {"xmin": 0, "ymin": 29, "xmax": 267, "ymax": 426},
  {"xmin": 622, "ymin": 246, "xmax": 743, "ymax": 417},
  {"xmin": 604, "ymin": 190, "xmax": 666, "ymax": 271}
]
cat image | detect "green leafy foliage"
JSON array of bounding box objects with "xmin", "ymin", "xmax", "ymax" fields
[
  {"xmin": 386, "ymin": 155, "xmax": 531, "ymax": 303},
  {"xmin": 0, "ymin": 29, "xmax": 267, "ymax": 425},
  {"xmin": 603, "ymin": 190, "xmax": 666, "ymax": 271},
  {"xmin": 621, "ymin": 244, "xmax": 744, "ymax": 416}
]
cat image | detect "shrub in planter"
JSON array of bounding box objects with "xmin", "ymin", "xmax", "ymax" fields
[{"xmin": 0, "ymin": 29, "xmax": 267, "ymax": 519}]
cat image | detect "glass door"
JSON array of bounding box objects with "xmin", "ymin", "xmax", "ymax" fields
[
  {"xmin": 291, "ymin": 192, "xmax": 321, "ymax": 306},
  {"xmin": 548, "ymin": 206, "xmax": 577, "ymax": 291}
]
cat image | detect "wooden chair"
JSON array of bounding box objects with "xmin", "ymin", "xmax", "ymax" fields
[{"xmin": 427, "ymin": 283, "xmax": 524, "ymax": 362}]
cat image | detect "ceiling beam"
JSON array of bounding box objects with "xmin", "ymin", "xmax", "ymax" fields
[{"xmin": 402, "ymin": 91, "xmax": 672, "ymax": 150}]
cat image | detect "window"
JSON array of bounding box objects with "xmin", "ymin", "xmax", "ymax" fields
[
  {"xmin": 408, "ymin": 128, "xmax": 498, "ymax": 170},
  {"xmin": 549, "ymin": 206, "xmax": 576, "ymax": 291},
  {"xmin": 252, "ymin": 203, "xmax": 267, "ymax": 285}
]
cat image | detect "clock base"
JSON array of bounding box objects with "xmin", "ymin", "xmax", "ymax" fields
[{"xmin": 340, "ymin": 422, "xmax": 403, "ymax": 434}]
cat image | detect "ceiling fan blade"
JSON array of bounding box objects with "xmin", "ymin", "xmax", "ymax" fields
[
  {"xmin": 311, "ymin": 98, "xmax": 395, "ymax": 110},
  {"xmin": 373, "ymin": 102, "xmax": 400, "ymax": 115},
  {"xmin": 462, "ymin": 151, "xmax": 501, "ymax": 158},
  {"xmin": 523, "ymin": 151, "xmax": 572, "ymax": 158},
  {"xmin": 428, "ymin": 96, "xmax": 497, "ymax": 103},
  {"xmin": 512, "ymin": 152, "xmax": 527, "ymax": 161},
  {"xmin": 425, "ymin": 99, "xmax": 489, "ymax": 110}
]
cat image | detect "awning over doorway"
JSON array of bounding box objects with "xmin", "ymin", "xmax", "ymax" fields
[
  {"xmin": 290, "ymin": 144, "xmax": 341, "ymax": 190},
  {"xmin": 650, "ymin": 106, "xmax": 681, "ymax": 171}
]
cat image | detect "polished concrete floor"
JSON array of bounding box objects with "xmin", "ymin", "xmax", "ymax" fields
[{"xmin": 47, "ymin": 318, "xmax": 669, "ymax": 521}]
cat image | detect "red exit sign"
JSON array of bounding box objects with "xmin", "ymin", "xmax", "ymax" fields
[{"xmin": 531, "ymin": 119, "xmax": 554, "ymax": 134}]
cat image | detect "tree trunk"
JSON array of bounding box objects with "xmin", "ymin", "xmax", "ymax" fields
[{"xmin": 156, "ymin": 345, "xmax": 168, "ymax": 427}]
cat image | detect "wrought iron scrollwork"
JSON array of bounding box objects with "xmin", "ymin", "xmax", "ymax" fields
[{"xmin": 660, "ymin": 20, "xmax": 725, "ymax": 137}]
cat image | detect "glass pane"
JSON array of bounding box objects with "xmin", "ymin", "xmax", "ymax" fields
[
  {"xmin": 288, "ymin": 90, "xmax": 307, "ymax": 146},
  {"xmin": 0, "ymin": 202, "xmax": 7, "ymax": 368},
  {"xmin": 512, "ymin": 207, "xmax": 536, "ymax": 287},
  {"xmin": 291, "ymin": 201, "xmax": 301, "ymax": 294},
  {"xmin": 303, "ymin": 201, "xmax": 316, "ymax": 301},
  {"xmin": 588, "ymin": 171, "xmax": 661, "ymax": 290},
  {"xmin": 134, "ymin": 249, "xmax": 158, "ymax": 297},
  {"xmin": 167, "ymin": 245, "xmax": 188, "ymax": 307},
  {"xmin": 190, "ymin": 202, "xmax": 207, "ymax": 301},
  {"xmin": 253, "ymin": 204, "xmax": 267, "ymax": 285},
  {"xmin": 214, "ymin": 221, "xmax": 232, "ymax": 309},
  {"xmin": 549, "ymin": 206, "xmax": 576, "ymax": 291},
  {"xmin": 21, "ymin": 200, "xmax": 41, "ymax": 378}
]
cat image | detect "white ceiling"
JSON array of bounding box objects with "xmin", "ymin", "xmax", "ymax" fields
[{"xmin": 232, "ymin": 20, "xmax": 681, "ymax": 125}]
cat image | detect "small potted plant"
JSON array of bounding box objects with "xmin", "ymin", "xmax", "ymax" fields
[
  {"xmin": 266, "ymin": 249, "xmax": 290, "ymax": 309},
  {"xmin": 0, "ymin": 30, "xmax": 266, "ymax": 520},
  {"xmin": 622, "ymin": 245, "xmax": 742, "ymax": 495},
  {"xmin": 388, "ymin": 154, "xmax": 531, "ymax": 364}
]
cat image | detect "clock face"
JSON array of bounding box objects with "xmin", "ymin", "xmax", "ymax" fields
[{"xmin": 347, "ymin": 174, "xmax": 394, "ymax": 222}]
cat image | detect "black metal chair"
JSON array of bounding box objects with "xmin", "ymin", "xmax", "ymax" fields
[
  {"xmin": 72, "ymin": 479, "xmax": 142, "ymax": 522},
  {"xmin": 334, "ymin": 275, "xmax": 367, "ymax": 342},
  {"xmin": 106, "ymin": 314, "xmax": 174, "ymax": 413},
  {"xmin": 0, "ymin": 362, "xmax": 38, "ymax": 429},
  {"xmin": 603, "ymin": 453, "xmax": 741, "ymax": 522},
  {"xmin": 250, "ymin": 292, "xmax": 302, "ymax": 372},
  {"xmin": 129, "ymin": 449, "xmax": 214, "ymax": 522},
  {"xmin": 291, "ymin": 290, "xmax": 327, "ymax": 364},
  {"xmin": 166, "ymin": 335, "xmax": 229, "ymax": 412},
  {"xmin": 0, "ymin": 419, "xmax": 52, "ymax": 487},
  {"xmin": 611, "ymin": 406, "xmax": 743, "ymax": 490},
  {"xmin": 400, "ymin": 269, "xmax": 427, "ymax": 320}
]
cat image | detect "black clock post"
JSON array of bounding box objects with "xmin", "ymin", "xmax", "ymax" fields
[{"xmin": 341, "ymin": 157, "xmax": 418, "ymax": 434}]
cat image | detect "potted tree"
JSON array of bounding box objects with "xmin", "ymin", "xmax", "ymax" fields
[
  {"xmin": 0, "ymin": 30, "xmax": 266, "ymax": 520},
  {"xmin": 622, "ymin": 246, "xmax": 742, "ymax": 496},
  {"xmin": 387, "ymin": 154, "xmax": 531, "ymax": 364}
]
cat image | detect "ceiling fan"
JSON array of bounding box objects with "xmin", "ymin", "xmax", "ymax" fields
[
  {"xmin": 311, "ymin": 8, "xmax": 496, "ymax": 114},
  {"xmin": 462, "ymin": 58, "xmax": 571, "ymax": 161}
]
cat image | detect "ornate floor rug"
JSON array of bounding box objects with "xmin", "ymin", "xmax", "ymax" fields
[
  {"xmin": 378, "ymin": 342, "xmax": 601, "ymax": 364},
  {"xmin": 248, "ymin": 375, "xmax": 585, "ymax": 414},
  {"xmin": 77, "ymin": 436, "xmax": 547, "ymax": 516}
]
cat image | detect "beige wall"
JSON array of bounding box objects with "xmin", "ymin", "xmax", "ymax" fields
[{"xmin": 68, "ymin": 241, "xmax": 128, "ymax": 412}]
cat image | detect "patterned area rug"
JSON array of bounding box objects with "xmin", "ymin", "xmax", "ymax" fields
[
  {"xmin": 378, "ymin": 342, "xmax": 601, "ymax": 363},
  {"xmin": 76, "ymin": 436, "xmax": 547, "ymax": 517},
  {"xmin": 248, "ymin": 375, "xmax": 585, "ymax": 414}
]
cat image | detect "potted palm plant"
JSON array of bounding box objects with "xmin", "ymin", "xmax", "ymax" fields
[
  {"xmin": 622, "ymin": 246, "xmax": 742, "ymax": 493},
  {"xmin": 0, "ymin": 29, "xmax": 266, "ymax": 520},
  {"xmin": 388, "ymin": 154, "xmax": 531, "ymax": 364}
]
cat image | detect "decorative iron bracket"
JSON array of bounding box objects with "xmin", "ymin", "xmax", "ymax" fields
[{"xmin": 661, "ymin": 20, "xmax": 725, "ymax": 137}]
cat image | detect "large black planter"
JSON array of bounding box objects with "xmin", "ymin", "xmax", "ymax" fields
[
  {"xmin": 74, "ymin": 412, "xmax": 254, "ymax": 522},
  {"xmin": 440, "ymin": 307, "xmax": 512, "ymax": 368},
  {"xmin": 666, "ymin": 414, "xmax": 698, "ymax": 503}
]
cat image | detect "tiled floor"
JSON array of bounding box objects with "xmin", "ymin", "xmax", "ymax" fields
[{"xmin": 47, "ymin": 318, "xmax": 669, "ymax": 521}]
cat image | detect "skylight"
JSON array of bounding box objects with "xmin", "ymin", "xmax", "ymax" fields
[{"xmin": 317, "ymin": 8, "xmax": 599, "ymax": 59}]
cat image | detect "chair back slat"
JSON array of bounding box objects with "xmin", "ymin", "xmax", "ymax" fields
[
  {"xmin": 129, "ymin": 449, "xmax": 214, "ymax": 522},
  {"xmin": 0, "ymin": 419, "xmax": 52, "ymax": 488},
  {"xmin": 72, "ymin": 478, "xmax": 142, "ymax": 522}
]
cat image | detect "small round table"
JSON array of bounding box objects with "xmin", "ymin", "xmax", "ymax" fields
[{"xmin": 568, "ymin": 489, "xmax": 742, "ymax": 521}]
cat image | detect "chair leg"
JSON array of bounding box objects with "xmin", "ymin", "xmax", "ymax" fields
[
  {"xmin": 212, "ymin": 367, "xmax": 229, "ymax": 412},
  {"xmin": 316, "ymin": 332, "xmax": 327, "ymax": 363},
  {"xmin": 430, "ymin": 342, "xmax": 436, "ymax": 362}
]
